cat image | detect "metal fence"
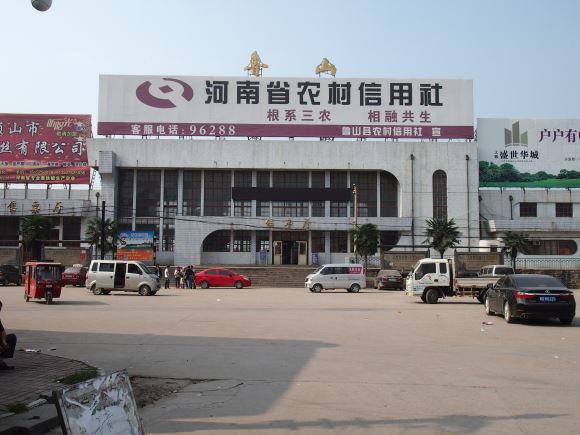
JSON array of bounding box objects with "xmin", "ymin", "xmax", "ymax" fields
[{"xmin": 514, "ymin": 257, "xmax": 580, "ymax": 271}]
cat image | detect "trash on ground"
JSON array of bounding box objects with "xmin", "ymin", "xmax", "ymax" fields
[
  {"xmin": 482, "ymin": 321, "xmax": 494, "ymax": 325},
  {"xmin": 22, "ymin": 348, "xmax": 41, "ymax": 353}
]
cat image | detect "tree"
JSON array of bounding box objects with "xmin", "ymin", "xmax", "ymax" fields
[
  {"xmin": 21, "ymin": 215, "xmax": 54, "ymax": 260},
  {"xmin": 423, "ymin": 218, "xmax": 461, "ymax": 258},
  {"xmin": 501, "ymin": 231, "xmax": 529, "ymax": 270},
  {"xmin": 85, "ymin": 217, "xmax": 119, "ymax": 258},
  {"xmin": 351, "ymin": 223, "xmax": 379, "ymax": 270}
]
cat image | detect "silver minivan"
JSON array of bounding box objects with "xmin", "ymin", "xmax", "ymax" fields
[
  {"xmin": 305, "ymin": 263, "xmax": 366, "ymax": 293},
  {"xmin": 85, "ymin": 260, "xmax": 161, "ymax": 296}
]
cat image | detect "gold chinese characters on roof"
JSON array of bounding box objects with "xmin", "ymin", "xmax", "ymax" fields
[
  {"xmin": 315, "ymin": 57, "xmax": 336, "ymax": 77},
  {"xmin": 244, "ymin": 51, "xmax": 269, "ymax": 77}
]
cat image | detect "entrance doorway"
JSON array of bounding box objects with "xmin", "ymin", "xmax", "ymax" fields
[{"xmin": 272, "ymin": 231, "xmax": 308, "ymax": 265}]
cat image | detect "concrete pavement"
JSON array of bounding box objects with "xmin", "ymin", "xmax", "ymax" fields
[{"xmin": 0, "ymin": 285, "xmax": 579, "ymax": 434}]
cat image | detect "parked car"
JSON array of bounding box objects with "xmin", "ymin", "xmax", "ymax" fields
[
  {"xmin": 195, "ymin": 268, "xmax": 251, "ymax": 289},
  {"xmin": 61, "ymin": 265, "xmax": 88, "ymax": 287},
  {"xmin": 0, "ymin": 264, "xmax": 22, "ymax": 286},
  {"xmin": 305, "ymin": 264, "xmax": 366, "ymax": 293},
  {"xmin": 374, "ymin": 269, "xmax": 404, "ymax": 290},
  {"xmin": 478, "ymin": 265, "xmax": 514, "ymax": 277},
  {"xmin": 485, "ymin": 274, "xmax": 576, "ymax": 325}
]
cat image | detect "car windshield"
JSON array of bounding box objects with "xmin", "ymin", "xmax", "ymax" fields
[
  {"xmin": 64, "ymin": 267, "xmax": 81, "ymax": 273},
  {"xmin": 514, "ymin": 275, "xmax": 566, "ymax": 289},
  {"xmin": 385, "ymin": 270, "xmax": 401, "ymax": 276}
]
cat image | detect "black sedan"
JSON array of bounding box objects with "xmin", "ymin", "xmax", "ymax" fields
[
  {"xmin": 485, "ymin": 274, "xmax": 575, "ymax": 325},
  {"xmin": 374, "ymin": 269, "xmax": 404, "ymax": 290}
]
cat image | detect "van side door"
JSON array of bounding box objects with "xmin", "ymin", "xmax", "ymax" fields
[
  {"xmin": 319, "ymin": 266, "xmax": 335, "ymax": 289},
  {"xmin": 98, "ymin": 262, "xmax": 116, "ymax": 289},
  {"xmin": 126, "ymin": 263, "xmax": 143, "ymax": 291}
]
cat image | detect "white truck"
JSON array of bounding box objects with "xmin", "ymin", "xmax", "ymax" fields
[{"xmin": 405, "ymin": 258, "xmax": 506, "ymax": 304}]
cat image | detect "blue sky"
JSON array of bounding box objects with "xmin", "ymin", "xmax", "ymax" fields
[{"xmin": 1, "ymin": 0, "xmax": 579, "ymax": 128}]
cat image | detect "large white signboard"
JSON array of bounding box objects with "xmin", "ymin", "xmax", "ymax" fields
[
  {"xmin": 98, "ymin": 75, "xmax": 473, "ymax": 139},
  {"xmin": 478, "ymin": 118, "xmax": 580, "ymax": 187}
]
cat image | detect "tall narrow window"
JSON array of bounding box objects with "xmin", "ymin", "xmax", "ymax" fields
[
  {"xmin": 183, "ymin": 170, "xmax": 201, "ymax": 216},
  {"xmin": 432, "ymin": 170, "xmax": 447, "ymax": 219},
  {"xmin": 234, "ymin": 171, "xmax": 252, "ymax": 216},
  {"xmin": 117, "ymin": 169, "xmax": 134, "ymax": 218},
  {"xmin": 330, "ymin": 172, "xmax": 348, "ymax": 217},
  {"xmin": 256, "ymin": 171, "xmax": 270, "ymax": 217},
  {"xmin": 380, "ymin": 172, "xmax": 398, "ymax": 217},
  {"xmin": 136, "ymin": 170, "xmax": 161, "ymax": 217},
  {"xmin": 311, "ymin": 171, "xmax": 325, "ymax": 217},
  {"xmin": 204, "ymin": 170, "xmax": 231, "ymax": 216},
  {"xmin": 350, "ymin": 171, "xmax": 377, "ymax": 217},
  {"xmin": 163, "ymin": 170, "xmax": 178, "ymax": 217}
]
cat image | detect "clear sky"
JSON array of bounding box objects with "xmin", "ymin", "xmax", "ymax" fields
[{"xmin": 1, "ymin": 0, "xmax": 579, "ymax": 130}]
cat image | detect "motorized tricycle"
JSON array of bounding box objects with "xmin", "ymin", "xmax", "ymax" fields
[{"xmin": 24, "ymin": 261, "xmax": 64, "ymax": 304}]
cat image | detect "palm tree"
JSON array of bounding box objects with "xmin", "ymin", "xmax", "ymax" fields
[
  {"xmin": 351, "ymin": 223, "xmax": 379, "ymax": 270},
  {"xmin": 21, "ymin": 215, "xmax": 54, "ymax": 260},
  {"xmin": 501, "ymin": 231, "xmax": 529, "ymax": 270},
  {"xmin": 85, "ymin": 217, "xmax": 119, "ymax": 258},
  {"xmin": 423, "ymin": 218, "xmax": 461, "ymax": 258}
]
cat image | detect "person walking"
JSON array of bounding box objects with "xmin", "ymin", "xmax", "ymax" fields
[{"xmin": 164, "ymin": 266, "xmax": 170, "ymax": 289}]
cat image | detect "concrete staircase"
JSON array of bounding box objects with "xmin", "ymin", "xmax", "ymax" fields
[{"xmin": 223, "ymin": 266, "xmax": 318, "ymax": 288}]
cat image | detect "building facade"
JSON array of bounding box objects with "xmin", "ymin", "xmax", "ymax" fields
[{"xmin": 89, "ymin": 137, "xmax": 479, "ymax": 266}]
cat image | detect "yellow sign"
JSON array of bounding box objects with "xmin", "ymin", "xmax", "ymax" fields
[
  {"xmin": 31, "ymin": 201, "xmax": 40, "ymax": 214},
  {"xmin": 53, "ymin": 201, "xmax": 62, "ymax": 213},
  {"xmin": 315, "ymin": 57, "xmax": 336, "ymax": 77},
  {"xmin": 244, "ymin": 51, "xmax": 268, "ymax": 77},
  {"xmin": 7, "ymin": 201, "xmax": 17, "ymax": 214}
]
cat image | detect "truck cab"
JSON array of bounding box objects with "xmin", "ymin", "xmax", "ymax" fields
[{"xmin": 406, "ymin": 258, "xmax": 452, "ymax": 303}]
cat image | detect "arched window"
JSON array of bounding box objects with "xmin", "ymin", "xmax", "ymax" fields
[{"xmin": 432, "ymin": 170, "xmax": 447, "ymax": 219}]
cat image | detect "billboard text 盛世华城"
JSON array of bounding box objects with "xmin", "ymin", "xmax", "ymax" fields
[
  {"xmin": 0, "ymin": 114, "xmax": 91, "ymax": 184},
  {"xmin": 117, "ymin": 230, "xmax": 154, "ymax": 262},
  {"xmin": 98, "ymin": 75, "xmax": 474, "ymax": 140},
  {"xmin": 478, "ymin": 118, "xmax": 580, "ymax": 188}
]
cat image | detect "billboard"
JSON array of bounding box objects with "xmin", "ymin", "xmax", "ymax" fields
[
  {"xmin": 0, "ymin": 114, "xmax": 91, "ymax": 184},
  {"xmin": 478, "ymin": 118, "xmax": 580, "ymax": 187},
  {"xmin": 98, "ymin": 75, "xmax": 473, "ymax": 139},
  {"xmin": 117, "ymin": 230, "xmax": 154, "ymax": 262}
]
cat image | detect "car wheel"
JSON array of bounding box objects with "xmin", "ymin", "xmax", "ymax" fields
[
  {"xmin": 312, "ymin": 284, "xmax": 323, "ymax": 293},
  {"xmin": 485, "ymin": 296, "xmax": 494, "ymax": 315},
  {"xmin": 200, "ymin": 281, "xmax": 209, "ymax": 289},
  {"xmin": 92, "ymin": 285, "xmax": 103, "ymax": 296},
  {"xmin": 426, "ymin": 288, "xmax": 439, "ymax": 304},
  {"xmin": 504, "ymin": 301, "xmax": 515, "ymax": 323},
  {"xmin": 234, "ymin": 281, "xmax": 243, "ymax": 289},
  {"xmin": 150, "ymin": 291, "xmax": 158, "ymax": 296},
  {"xmin": 560, "ymin": 317, "xmax": 574, "ymax": 325},
  {"xmin": 45, "ymin": 290, "xmax": 53, "ymax": 305},
  {"xmin": 139, "ymin": 285, "xmax": 151, "ymax": 296},
  {"xmin": 349, "ymin": 284, "xmax": 361, "ymax": 293},
  {"xmin": 1, "ymin": 279, "xmax": 6, "ymax": 286}
]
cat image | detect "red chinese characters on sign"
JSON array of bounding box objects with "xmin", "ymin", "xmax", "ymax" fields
[{"xmin": 0, "ymin": 114, "xmax": 92, "ymax": 184}]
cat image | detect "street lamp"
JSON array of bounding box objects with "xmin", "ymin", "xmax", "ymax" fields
[{"xmin": 31, "ymin": 0, "xmax": 52, "ymax": 12}]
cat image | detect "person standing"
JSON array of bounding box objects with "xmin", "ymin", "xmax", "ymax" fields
[
  {"xmin": 164, "ymin": 266, "xmax": 170, "ymax": 289},
  {"xmin": 185, "ymin": 266, "xmax": 194, "ymax": 289},
  {"xmin": 191, "ymin": 266, "xmax": 197, "ymax": 289},
  {"xmin": 174, "ymin": 267, "xmax": 180, "ymax": 288},
  {"xmin": 0, "ymin": 300, "xmax": 17, "ymax": 371}
]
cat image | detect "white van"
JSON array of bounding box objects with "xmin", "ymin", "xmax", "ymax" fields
[
  {"xmin": 85, "ymin": 260, "xmax": 161, "ymax": 296},
  {"xmin": 305, "ymin": 263, "xmax": 366, "ymax": 293}
]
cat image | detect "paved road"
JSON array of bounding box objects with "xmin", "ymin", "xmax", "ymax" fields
[{"xmin": 1, "ymin": 285, "xmax": 579, "ymax": 434}]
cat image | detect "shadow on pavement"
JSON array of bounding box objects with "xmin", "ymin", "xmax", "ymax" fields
[
  {"xmin": 8, "ymin": 329, "xmax": 336, "ymax": 418},
  {"xmin": 147, "ymin": 412, "xmax": 566, "ymax": 434}
]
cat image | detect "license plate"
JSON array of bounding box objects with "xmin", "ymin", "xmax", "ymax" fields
[
  {"xmin": 388, "ymin": 278, "xmax": 398, "ymax": 281},
  {"xmin": 46, "ymin": 285, "xmax": 52, "ymax": 289},
  {"xmin": 539, "ymin": 296, "xmax": 556, "ymax": 302}
]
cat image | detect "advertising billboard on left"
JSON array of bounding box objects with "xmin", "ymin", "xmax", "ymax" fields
[{"xmin": 0, "ymin": 114, "xmax": 91, "ymax": 184}]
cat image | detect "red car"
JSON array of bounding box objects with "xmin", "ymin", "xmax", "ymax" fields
[
  {"xmin": 61, "ymin": 266, "xmax": 88, "ymax": 287},
  {"xmin": 195, "ymin": 268, "xmax": 251, "ymax": 289}
]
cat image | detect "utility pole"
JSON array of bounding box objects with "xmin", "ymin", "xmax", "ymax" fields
[
  {"xmin": 352, "ymin": 184, "xmax": 358, "ymax": 262},
  {"xmin": 100, "ymin": 200, "xmax": 106, "ymax": 260}
]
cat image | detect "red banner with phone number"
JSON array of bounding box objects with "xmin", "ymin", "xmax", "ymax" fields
[{"xmin": 0, "ymin": 113, "xmax": 92, "ymax": 184}]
